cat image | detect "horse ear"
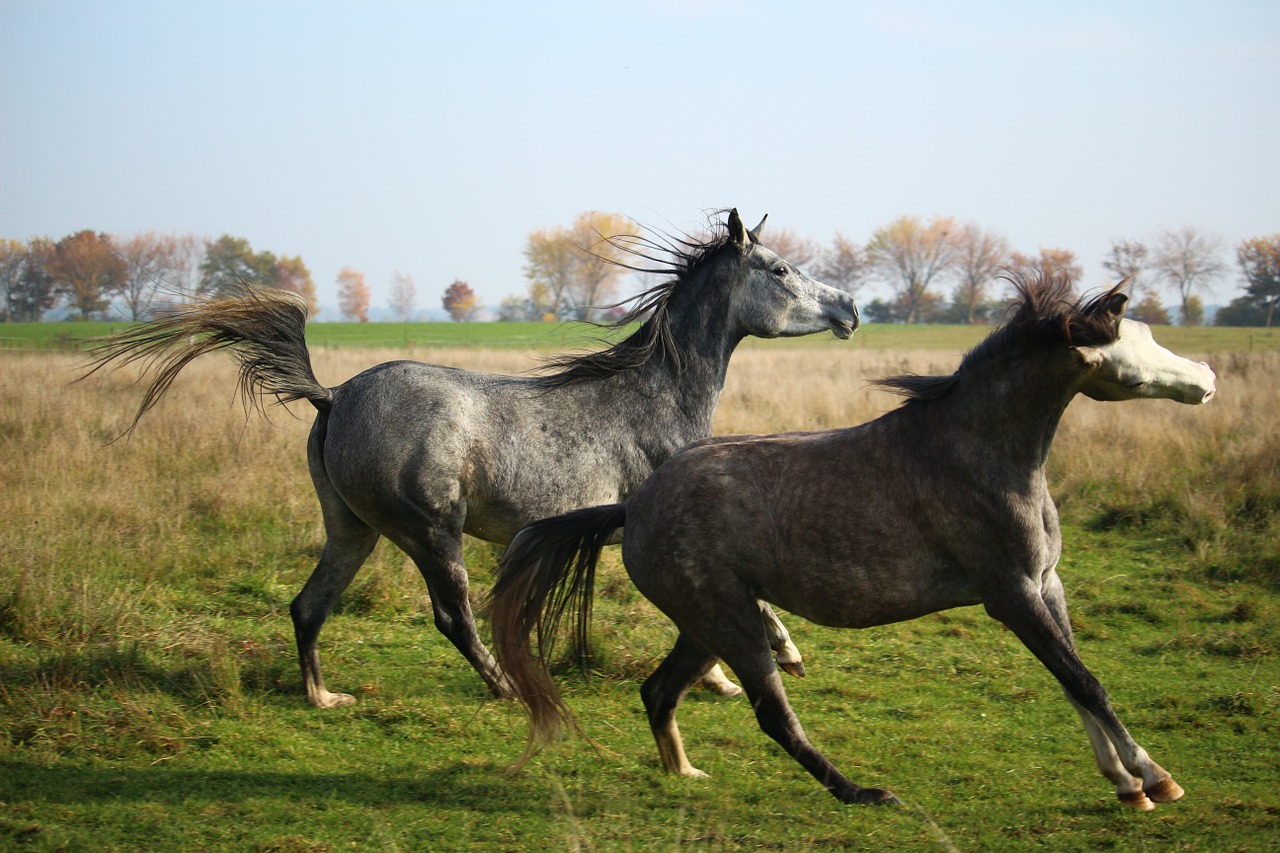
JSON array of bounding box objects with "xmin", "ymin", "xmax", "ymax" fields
[
  {"xmin": 1104, "ymin": 276, "xmax": 1133, "ymax": 317},
  {"xmin": 727, "ymin": 208, "xmax": 748, "ymax": 248},
  {"xmin": 1104, "ymin": 292, "xmax": 1129, "ymax": 317},
  {"xmin": 1071, "ymin": 345, "xmax": 1104, "ymax": 371},
  {"xmin": 747, "ymin": 214, "xmax": 768, "ymax": 244}
]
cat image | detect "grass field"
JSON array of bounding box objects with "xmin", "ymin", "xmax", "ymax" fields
[{"xmin": 1, "ymin": 322, "xmax": 1277, "ymax": 851}]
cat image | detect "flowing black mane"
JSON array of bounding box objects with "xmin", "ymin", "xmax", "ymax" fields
[
  {"xmin": 532, "ymin": 221, "xmax": 733, "ymax": 388},
  {"xmin": 873, "ymin": 270, "xmax": 1126, "ymax": 403}
]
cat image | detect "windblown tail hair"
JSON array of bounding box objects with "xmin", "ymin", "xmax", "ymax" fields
[
  {"xmin": 485, "ymin": 503, "xmax": 627, "ymax": 768},
  {"xmin": 81, "ymin": 283, "xmax": 331, "ymax": 436}
]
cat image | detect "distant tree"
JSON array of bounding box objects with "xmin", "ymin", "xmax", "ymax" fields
[
  {"xmin": 763, "ymin": 228, "xmax": 819, "ymax": 270},
  {"xmin": 1151, "ymin": 226, "xmax": 1225, "ymax": 326},
  {"xmin": 863, "ymin": 290, "xmax": 947, "ymax": 324},
  {"xmin": 523, "ymin": 227, "xmax": 577, "ymax": 320},
  {"xmin": 866, "ymin": 215, "xmax": 959, "ymax": 324},
  {"xmin": 199, "ymin": 235, "xmax": 316, "ymax": 316},
  {"xmin": 523, "ymin": 211, "xmax": 636, "ymax": 322},
  {"xmin": 442, "ymin": 279, "xmax": 480, "ymax": 322},
  {"xmin": 115, "ymin": 232, "xmax": 193, "ymax": 320},
  {"xmin": 274, "ymin": 255, "xmax": 318, "ymax": 316},
  {"xmin": 1234, "ymin": 234, "xmax": 1280, "ymax": 327},
  {"xmin": 200, "ymin": 235, "xmax": 274, "ymax": 296},
  {"xmin": 813, "ymin": 232, "xmax": 870, "ymax": 297},
  {"xmin": 48, "ymin": 230, "xmax": 126, "ymax": 320},
  {"xmin": 1102, "ymin": 238, "xmax": 1151, "ymax": 297},
  {"xmin": 0, "ymin": 239, "xmax": 25, "ymax": 321},
  {"xmin": 1010, "ymin": 248, "xmax": 1083, "ymax": 292},
  {"xmin": 1127, "ymin": 291, "xmax": 1172, "ymax": 325},
  {"xmin": 497, "ymin": 294, "xmax": 537, "ymax": 322},
  {"xmin": 950, "ymin": 223, "xmax": 1011, "ymax": 324},
  {"xmin": 336, "ymin": 266, "xmax": 371, "ymax": 322},
  {"xmin": 9, "ymin": 238, "xmax": 58, "ymax": 321},
  {"xmin": 148, "ymin": 234, "xmax": 208, "ymax": 309},
  {"xmin": 1215, "ymin": 296, "xmax": 1270, "ymax": 327},
  {"xmin": 563, "ymin": 211, "xmax": 635, "ymax": 322},
  {"xmin": 389, "ymin": 271, "xmax": 417, "ymax": 321}
]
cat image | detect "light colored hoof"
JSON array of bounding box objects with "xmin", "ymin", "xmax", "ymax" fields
[
  {"xmin": 1117, "ymin": 790, "xmax": 1156, "ymax": 811},
  {"xmin": 679, "ymin": 767, "xmax": 709, "ymax": 779},
  {"xmin": 701, "ymin": 666, "xmax": 743, "ymax": 697},
  {"xmin": 311, "ymin": 691, "xmax": 357, "ymax": 709},
  {"xmin": 705, "ymin": 680, "xmax": 743, "ymax": 698},
  {"xmin": 1145, "ymin": 778, "xmax": 1185, "ymax": 803},
  {"xmin": 778, "ymin": 659, "xmax": 806, "ymax": 678}
]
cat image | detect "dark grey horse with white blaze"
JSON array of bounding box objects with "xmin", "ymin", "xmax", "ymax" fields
[
  {"xmin": 86, "ymin": 209, "xmax": 857, "ymax": 707},
  {"xmin": 487, "ymin": 272, "xmax": 1217, "ymax": 810}
]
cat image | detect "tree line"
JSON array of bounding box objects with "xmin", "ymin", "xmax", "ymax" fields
[{"xmin": 4, "ymin": 219, "xmax": 1278, "ymax": 326}]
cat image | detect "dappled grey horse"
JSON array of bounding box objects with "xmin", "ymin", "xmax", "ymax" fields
[
  {"xmin": 487, "ymin": 272, "xmax": 1216, "ymax": 809},
  {"xmin": 86, "ymin": 209, "xmax": 856, "ymax": 707}
]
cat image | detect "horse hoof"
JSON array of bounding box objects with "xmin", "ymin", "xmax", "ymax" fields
[
  {"xmin": 847, "ymin": 787, "xmax": 899, "ymax": 806},
  {"xmin": 1117, "ymin": 790, "xmax": 1156, "ymax": 811},
  {"xmin": 1145, "ymin": 778, "xmax": 1185, "ymax": 803},
  {"xmin": 311, "ymin": 691, "xmax": 357, "ymax": 709},
  {"xmin": 778, "ymin": 660, "xmax": 806, "ymax": 678}
]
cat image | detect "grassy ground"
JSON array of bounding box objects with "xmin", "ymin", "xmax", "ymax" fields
[{"xmin": 1, "ymin": 330, "xmax": 1276, "ymax": 851}]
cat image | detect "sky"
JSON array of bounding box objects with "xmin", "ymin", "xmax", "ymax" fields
[{"xmin": 2, "ymin": 1, "xmax": 1277, "ymax": 319}]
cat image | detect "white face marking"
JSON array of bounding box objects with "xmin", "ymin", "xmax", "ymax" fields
[{"xmin": 1082, "ymin": 318, "xmax": 1216, "ymax": 404}]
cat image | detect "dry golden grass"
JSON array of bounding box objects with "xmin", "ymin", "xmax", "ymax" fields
[{"xmin": 2, "ymin": 341, "xmax": 1275, "ymax": 651}]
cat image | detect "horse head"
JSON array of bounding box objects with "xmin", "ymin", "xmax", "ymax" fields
[
  {"xmin": 1073, "ymin": 289, "xmax": 1217, "ymax": 405},
  {"xmin": 723, "ymin": 208, "xmax": 859, "ymax": 341}
]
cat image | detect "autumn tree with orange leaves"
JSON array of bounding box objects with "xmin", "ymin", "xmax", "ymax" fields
[
  {"xmin": 336, "ymin": 266, "xmax": 371, "ymax": 322},
  {"xmin": 442, "ymin": 279, "xmax": 480, "ymax": 321}
]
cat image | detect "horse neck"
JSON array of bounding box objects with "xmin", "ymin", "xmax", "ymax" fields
[
  {"xmin": 932, "ymin": 357, "xmax": 1080, "ymax": 474},
  {"xmin": 628, "ymin": 270, "xmax": 743, "ymax": 440}
]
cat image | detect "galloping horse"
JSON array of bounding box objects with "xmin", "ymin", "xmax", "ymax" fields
[
  {"xmin": 487, "ymin": 272, "xmax": 1216, "ymax": 809},
  {"xmin": 87, "ymin": 209, "xmax": 857, "ymax": 706}
]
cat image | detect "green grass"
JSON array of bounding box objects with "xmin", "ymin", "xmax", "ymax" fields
[
  {"xmin": 4, "ymin": 319, "xmax": 1277, "ymax": 354},
  {"xmin": 1, "ymin": 331, "xmax": 1277, "ymax": 851},
  {"xmin": 1, "ymin": 526, "xmax": 1276, "ymax": 851}
]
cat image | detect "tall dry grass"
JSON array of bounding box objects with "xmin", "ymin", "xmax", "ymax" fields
[{"xmin": 2, "ymin": 341, "xmax": 1275, "ymax": 657}]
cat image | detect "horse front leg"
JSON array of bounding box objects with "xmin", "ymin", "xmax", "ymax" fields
[
  {"xmin": 1039, "ymin": 572, "xmax": 1183, "ymax": 809},
  {"xmin": 987, "ymin": 575, "xmax": 1183, "ymax": 809}
]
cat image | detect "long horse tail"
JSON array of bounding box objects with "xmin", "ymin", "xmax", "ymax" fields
[
  {"xmin": 82, "ymin": 283, "xmax": 332, "ymax": 435},
  {"xmin": 486, "ymin": 502, "xmax": 627, "ymax": 768}
]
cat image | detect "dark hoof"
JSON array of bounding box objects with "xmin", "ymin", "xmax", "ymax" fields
[{"xmin": 842, "ymin": 787, "xmax": 900, "ymax": 805}]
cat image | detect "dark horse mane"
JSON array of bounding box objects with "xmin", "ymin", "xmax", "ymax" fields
[
  {"xmin": 872, "ymin": 270, "xmax": 1126, "ymax": 403},
  {"xmin": 531, "ymin": 218, "xmax": 734, "ymax": 389}
]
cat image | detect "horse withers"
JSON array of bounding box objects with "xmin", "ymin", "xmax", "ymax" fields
[
  {"xmin": 487, "ymin": 273, "xmax": 1215, "ymax": 810},
  {"xmin": 86, "ymin": 209, "xmax": 856, "ymax": 708}
]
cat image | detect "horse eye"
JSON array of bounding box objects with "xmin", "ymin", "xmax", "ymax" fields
[{"xmin": 773, "ymin": 265, "xmax": 788, "ymax": 277}]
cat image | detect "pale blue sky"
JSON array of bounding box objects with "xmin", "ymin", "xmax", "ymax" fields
[{"xmin": 2, "ymin": 1, "xmax": 1276, "ymax": 317}]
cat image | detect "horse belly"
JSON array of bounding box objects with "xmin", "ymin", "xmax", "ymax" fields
[{"xmin": 764, "ymin": 556, "xmax": 982, "ymax": 631}]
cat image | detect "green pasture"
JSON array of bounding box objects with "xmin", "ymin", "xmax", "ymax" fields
[
  {"xmin": 3, "ymin": 318, "xmax": 1277, "ymax": 354},
  {"xmin": 1, "ymin": 525, "xmax": 1275, "ymax": 851},
  {"xmin": 1, "ymin": 325, "xmax": 1277, "ymax": 851}
]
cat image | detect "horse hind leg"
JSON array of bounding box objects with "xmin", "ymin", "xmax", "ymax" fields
[
  {"xmin": 291, "ymin": 515, "xmax": 380, "ymax": 709},
  {"xmin": 643, "ymin": 634, "xmax": 720, "ymax": 776},
  {"xmin": 699, "ymin": 602, "xmax": 805, "ymax": 696},
  {"xmin": 762, "ymin": 602, "xmax": 805, "ymax": 677},
  {"xmin": 399, "ymin": 526, "xmax": 514, "ymax": 699}
]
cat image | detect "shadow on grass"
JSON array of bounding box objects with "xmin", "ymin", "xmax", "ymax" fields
[{"xmin": 0, "ymin": 759, "xmax": 535, "ymax": 814}]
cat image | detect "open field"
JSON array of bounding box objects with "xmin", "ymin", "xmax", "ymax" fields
[{"xmin": 1, "ymin": 328, "xmax": 1277, "ymax": 851}]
